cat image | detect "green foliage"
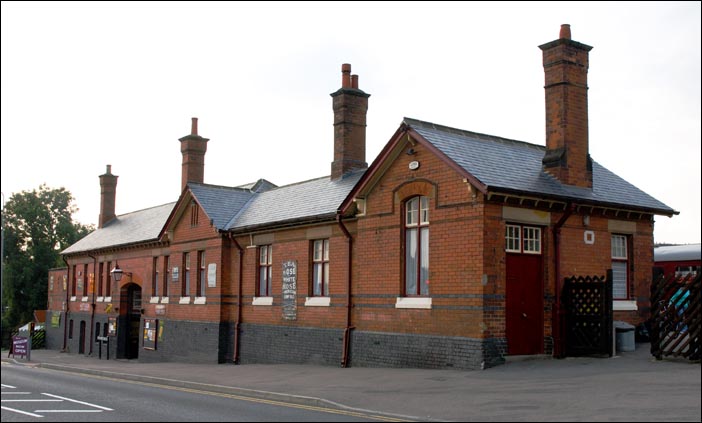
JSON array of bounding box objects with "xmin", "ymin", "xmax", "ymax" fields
[{"xmin": 1, "ymin": 184, "xmax": 94, "ymax": 330}]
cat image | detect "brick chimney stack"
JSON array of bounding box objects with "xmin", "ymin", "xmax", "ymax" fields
[
  {"xmin": 330, "ymin": 63, "xmax": 370, "ymax": 180},
  {"xmin": 539, "ymin": 24, "xmax": 593, "ymax": 188},
  {"xmin": 98, "ymin": 164, "xmax": 118, "ymax": 228},
  {"xmin": 179, "ymin": 117, "xmax": 209, "ymax": 192}
]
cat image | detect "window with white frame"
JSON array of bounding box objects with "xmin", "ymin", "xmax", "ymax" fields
[
  {"xmin": 523, "ymin": 226, "xmax": 542, "ymax": 254},
  {"xmin": 197, "ymin": 250, "xmax": 206, "ymax": 297},
  {"xmin": 258, "ymin": 245, "xmax": 273, "ymax": 297},
  {"xmin": 163, "ymin": 255, "xmax": 170, "ymax": 298},
  {"xmin": 505, "ymin": 224, "xmax": 541, "ymax": 254},
  {"xmin": 182, "ymin": 252, "xmax": 190, "ymax": 297},
  {"xmin": 405, "ymin": 196, "xmax": 430, "ymax": 296},
  {"xmin": 152, "ymin": 257, "xmax": 159, "ymax": 297},
  {"xmin": 505, "ymin": 224, "xmax": 521, "ymax": 253},
  {"xmin": 611, "ymin": 234, "xmax": 629, "ymax": 299},
  {"xmin": 312, "ymin": 239, "xmax": 329, "ymax": 297}
]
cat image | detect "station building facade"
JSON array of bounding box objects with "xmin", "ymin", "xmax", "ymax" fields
[{"xmin": 45, "ymin": 25, "xmax": 676, "ymax": 369}]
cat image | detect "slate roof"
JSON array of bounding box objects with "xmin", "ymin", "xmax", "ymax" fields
[
  {"xmin": 654, "ymin": 244, "xmax": 701, "ymax": 262},
  {"xmin": 63, "ymin": 171, "xmax": 364, "ymax": 254},
  {"xmin": 188, "ymin": 183, "xmax": 256, "ymax": 230},
  {"xmin": 62, "ymin": 202, "xmax": 176, "ymax": 255},
  {"xmin": 405, "ymin": 118, "xmax": 676, "ymax": 215},
  {"xmin": 235, "ymin": 179, "xmax": 278, "ymax": 193},
  {"xmin": 227, "ymin": 170, "xmax": 365, "ymax": 231}
]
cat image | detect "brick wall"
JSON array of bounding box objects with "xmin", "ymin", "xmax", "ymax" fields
[
  {"xmin": 234, "ymin": 225, "xmax": 349, "ymax": 330},
  {"xmin": 238, "ymin": 323, "xmax": 343, "ymax": 366},
  {"xmin": 349, "ymin": 331, "xmax": 506, "ymax": 370},
  {"xmin": 353, "ymin": 137, "xmax": 489, "ymax": 340},
  {"xmin": 139, "ymin": 319, "xmax": 221, "ymax": 364}
]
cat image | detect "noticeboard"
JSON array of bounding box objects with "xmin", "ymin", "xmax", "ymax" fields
[
  {"xmin": 207, "ymin": 263, "xmax": 217, "ymax": 287},
  {"xmin": 51, "ymin": 311, "xmax": 61, "ymax": 328},
  {"xmin": 11, "ymin": 336, "xmax": 29, "ymax": 359},
  {"xmin": 282, "ymin": 260, "xmax": 297, "ymax": 321},
  {"xmin": 108, "ymin": 316, "xmax": 117, "ymax": 336},
  {"xmin": 143, "ymin": 318, "xmax": 158, "ymax": 350}
]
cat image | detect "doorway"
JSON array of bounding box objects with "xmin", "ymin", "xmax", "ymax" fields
[
  {"xmin": 78, "ymin": 320, "xmax": 86, "ymax": 354},
  {"xmin": 119, "ymin": 283, "xmax": 142, "ymax": 359},
  {"xmin": 505, "ymin": 224, "xmax": 544, "ymax": 355}
]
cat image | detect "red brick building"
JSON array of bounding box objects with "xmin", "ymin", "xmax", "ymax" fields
[{"xmin": 46, "ymin": 25, "xmax": 676, "ymax": 369}]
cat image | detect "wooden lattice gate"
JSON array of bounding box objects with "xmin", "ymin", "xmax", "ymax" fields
[
  {"xmin": 562, "ymin": 270, "xmax": 613, "ymax": 357},
  {"xmin": 650, "ymin": 272, "xmax": 701, "ymax": 361}
]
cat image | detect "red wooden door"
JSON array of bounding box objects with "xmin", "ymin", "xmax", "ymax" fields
[{"xmin": 506, "ymin": 253, "xmax": 544, "ymax": 355}]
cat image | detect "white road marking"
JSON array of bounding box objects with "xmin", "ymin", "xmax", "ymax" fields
[
  {"xmin": 41, "ymin": 393, "xmax": 113, "ymax": 411},
  {"xmin": 35, "ymin": 409, "xmax": 104, "ymax": 413},
  {"xmin": 1, "ymin": 405, "xmax": 44, "ymax": 417},
  {"xmin": 0, "ymin": 384, "xmax": 113, "ymax": 416},
  {"xmin": 1, "ymin": 399, "xmax": 62, "ymax": 402}
]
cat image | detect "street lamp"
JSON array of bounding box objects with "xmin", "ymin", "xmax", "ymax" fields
[
  {"xmin": 1, "ymin": 192, "xmax": 5, "ymax": 338},
  {"xmin": 110, "ymin": 262, "xmax": 131, "ymax": 283}
]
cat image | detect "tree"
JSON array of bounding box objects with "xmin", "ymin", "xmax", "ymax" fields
[{"xmin": 1, "ymin": 184, "xmax": 94, "ymax": 331}]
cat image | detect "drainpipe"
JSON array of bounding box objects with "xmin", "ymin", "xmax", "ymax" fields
[
  {"xmin": 87, "ymin": 253, "xmax": 97, "ymax": 355},
  {"xmin": 553, "ymin": 202, "xmax": 575, "ymax": 358},
  {"xmin": 62, "ymin": 256, "xmax": 70, "ymax": 352},
  {"xmin": 336, "ymin": 214, "xmax": 354, "ymax": 368},
  {"xmin": 229, "ymin": 233, "xmax": 244, "ymax": 364}
]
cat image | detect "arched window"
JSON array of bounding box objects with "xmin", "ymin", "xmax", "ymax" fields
[{"xmin": 405, "ymin": 196, "xmax": 430, "ymax": 296}]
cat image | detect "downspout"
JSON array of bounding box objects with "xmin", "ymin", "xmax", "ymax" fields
[
  {"xmin": 229, "ymin": 233, "xmax": 244, "ymax": 364},
  {"xmin": 337, "ymin": 214, "xmax": 354, "ymax": 368},
  {"xmin": 553, "ymin": 202, "xmax": 575, "ymax": 359},
  {"xmin": 87, "ymin": 253, "xmax": 97, "ymax": 355},
  {"xmin": 61, "ymin": 256, "xmax": 70, "ymax": 352}
]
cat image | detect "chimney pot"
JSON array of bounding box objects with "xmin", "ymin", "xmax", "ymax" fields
[
  {"xmin": 559, "ymin": 24, "xmax": 571, "ymax": 40},
  {"xmin": 99, "ymin": 164, "xmax": 118, "ymax": 228},
  {"xmin": 331, "ymin": 64, "xmax": 369, "ymax": 180},
  {"xmin": 341, "ymin": 63, "xmax": 352, "ymax": 88},
  {"xmin": 180, "ymin": 118, "xmax": 209, "ymax": 191}
]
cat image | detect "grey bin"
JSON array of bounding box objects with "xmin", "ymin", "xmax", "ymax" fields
[{"xmin": 614, "ymin": 321, "xmax": 636, "ymax": 352}]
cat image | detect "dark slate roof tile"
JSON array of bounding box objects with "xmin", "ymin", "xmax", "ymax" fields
[
  {"xmin": 62, "ymin": 202, "xmax": 176, "ymax": 254},
  {"xmin": 405, "ymin": 118, "xmax": 675, "ymax": 214},
  {"xmin": 188, "ymin": 183, "xmax": 256, "ymax": 230},
  {"xmin": 228, "ymin": 171, "xmax": 365, "ymax": 230}
]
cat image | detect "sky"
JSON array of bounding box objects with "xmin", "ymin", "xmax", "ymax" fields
[{"xmin": 1, "ymin": 1, "xmax": 700, "ymax": 245}]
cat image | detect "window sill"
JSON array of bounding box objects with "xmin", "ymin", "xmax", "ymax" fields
[
  {"xmin": 395, "ymin": 297, "xmax": 432, "ymax": 309},
  {"xmin": 179, "ymin": 296, "xmax": 191, "ymax": 304},
  {"xmin": 613, "ymin": 300, "xmax": 638, "ymax": 311},
  {"xmin": 70, "ymin": 296, "xmax": 77, "ymax": 302},
  {"xmin": 104, "ymin": 296, "xmax": 112, "ymax": 303},
  {"xmin": 160, "ymin": 297, "xmax": 169, "ymax": 304},
  {"xmin": 194, "ymin": 296, "xmax": 206, "ymax": 305},
  {"xmin": 149, "ymin": 297, "xmax": 160, "ymax": 304},
  {"xmin": 252, "ymin": 297, "xmax": 273, "ymax": 306},
  {"xmin": 305, "ymin": 297, "xmax": 331, "ymax": 307},
  {"xmin": 81, "ymin": 296, "xmax": 89, "ymax": 302},
  {"xmin": 96, "ymin": 297, "xmax": 104, "ymax": 303}
]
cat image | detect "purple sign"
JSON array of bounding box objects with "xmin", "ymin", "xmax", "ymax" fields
[{"xmin": 11, "ymin": 336, "xmax": 28, "ymax": 359}]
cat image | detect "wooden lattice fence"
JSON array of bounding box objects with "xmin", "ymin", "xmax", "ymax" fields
[
  {"xmin": 650, "ymin": 272, "xmax": 701, "ymax": 361},
  {"xmin": 562, "ymin": 270, "xmax": 613, "ymax": 357}
]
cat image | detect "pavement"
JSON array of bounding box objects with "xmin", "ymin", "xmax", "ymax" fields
[{"xmin": 2, "ymin": 344, "xmax": 700, "ymax": 422}]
